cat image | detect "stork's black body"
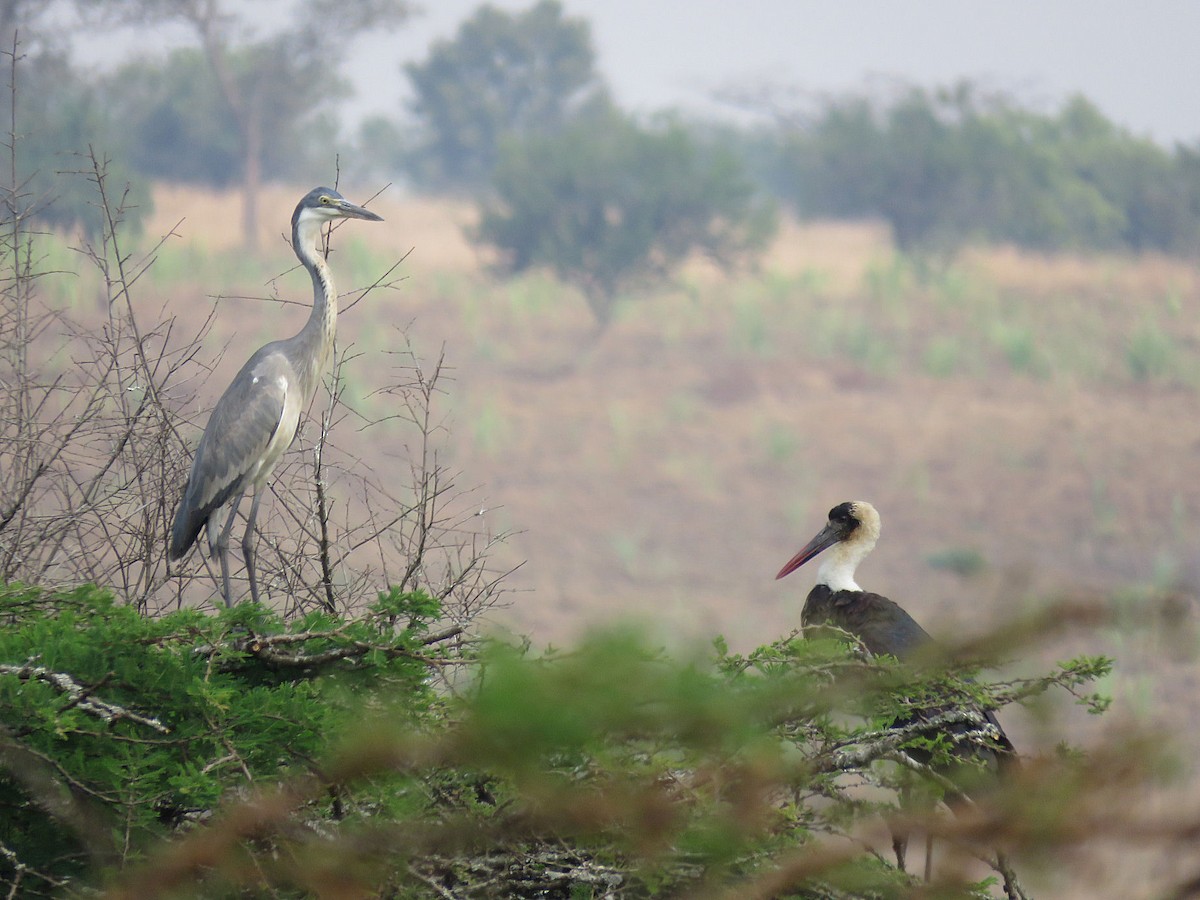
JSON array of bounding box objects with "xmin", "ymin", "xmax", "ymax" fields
[
  {"xmin": 169, "ymin": 187, "xmax": 383, "ymax": 607},
  {"xmin": 799, "ymin": 581, "xmax": 1016, "ymax": 775},
  {"xmin": 777, "ymin": 501, "xmax": 1019, "ymax": 892},
  {"xmin": 801, "ymin": 584, "xmax": 933, "ymax": 660}
]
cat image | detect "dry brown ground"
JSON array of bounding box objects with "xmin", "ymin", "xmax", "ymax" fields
[{"xmin": 143, "ymin": 184, "xmax": 1200, "ymax": 898}]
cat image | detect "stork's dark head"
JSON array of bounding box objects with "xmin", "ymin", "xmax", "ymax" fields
[{"xmin": 775, "ymin": 500, "xmax": 881, "ymax": 581}]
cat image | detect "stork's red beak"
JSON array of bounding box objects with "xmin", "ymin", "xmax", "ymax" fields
[{"xmin": 775, "ymin": 521, "xmax": 844, "ymax": 580}]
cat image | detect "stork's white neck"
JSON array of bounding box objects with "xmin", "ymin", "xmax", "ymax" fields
[{"xmin": 816, "ymin": 531, "xmax": 876, "ymax": 592}]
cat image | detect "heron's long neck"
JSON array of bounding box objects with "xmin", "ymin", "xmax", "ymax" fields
[{"xmin": 293, "ymin": 218, "xmax": 338, "ymax": 399}]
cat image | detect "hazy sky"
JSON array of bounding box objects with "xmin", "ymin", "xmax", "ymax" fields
[
  {"xmin": 343, "ymin": 0, "xmax": 1200, "ymax": 144},
  {"xmin": 74, "ymin": 0, "xmax": 1200, "ymax": 145}
]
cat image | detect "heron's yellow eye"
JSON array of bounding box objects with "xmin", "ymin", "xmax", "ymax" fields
[{"xmin": 320, "ymin": 195, "xmax": 332, "ymax": 204}]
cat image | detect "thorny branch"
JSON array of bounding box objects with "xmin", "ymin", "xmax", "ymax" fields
[
  {"xmin": 0, "ymin": 661, "xmax": 170, "ymax": 733},
  {"xmin": 817, "ymin": 707, "xmax": 1006, "ymax": 774},
  {"xmin": 245, "ymin": 332, "xmax": 518, "ymax": 630},
  {"xmin": 0, "ymin": 138, "xmax": 199, "ymax": 606},
  {"xmin": 198, "ymin": 624, "xmax": 472, "ymax": 672},
  {"xmin": 0, "ymin": 62, "xmax": 513, "ymax": 629}
]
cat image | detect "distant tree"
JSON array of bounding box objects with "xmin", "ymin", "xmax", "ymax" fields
[
  {"xmin": 74, "ymin": 0, "xmax": 414, "ymax": 248},
  {"xmin": 100, "ymin": 47, "xmax": 339, "ymax": 190},
  {"xmin": 404, "ymin": 0, "xmax": 605, "ymax": 192},
  {"xmin": 8, "ymin": 48, "xmax": 150, "ymax": 236},
  {"xmin": 349, "ymin": 114, "xmax": 410, "ymax": 184},
  {"xmin": 100, "ymin": 49, "xmax": 241, "ymax": 189},
  {"xmin": 476, "ymin": 106, "xmax": 777, "ymax": 327},
  {"xmin": 766, "ymin": 82, "xmax": 1200, "ymax": 255},
  {"xmin": 1047, "ymin": 95, "xmax": 1200, "ymax": 253},
  {"xmin": 1174, "ymin": 141, "xmax": 1200, "ymax": 251},
  {"xmin": 0, "ymin": 0, "xmax": 62, "ymax": 50}
]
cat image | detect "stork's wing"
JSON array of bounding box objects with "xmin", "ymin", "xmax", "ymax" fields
[
  {"xmin": 854, "ymin": 592, "xmax": 935, "ymax": 659},
  {"xmin": 169, "ymin": 354, "xmax": 291, "ymax": 560},
  {"xmin": 805, "ymin": 587, "xmax": 935, "ymax": 659}
]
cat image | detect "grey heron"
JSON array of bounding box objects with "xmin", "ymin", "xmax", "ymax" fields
[
  {"xmin": 777, "ymin": 501, "xmax": 1019, "ymax": 890},
  {"xmin": 169, "ymin": 187, "xmax": 384, "ymax": 607}
]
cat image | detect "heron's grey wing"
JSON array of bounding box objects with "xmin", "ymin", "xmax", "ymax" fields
[{"xmin": 169, "ymin": 357, "xmax": 291, "ymax": 559}]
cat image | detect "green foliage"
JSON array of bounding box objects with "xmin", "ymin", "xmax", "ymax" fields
[
  {"xmin": 403, "ymin": 0, "xmax": 604, "ymax": 191},
  {"xmin": 101, "ymin": 49, "xmax": 242, "ymax": 187},
  {"xmin": 99, "ymin": 45, "xmax": 347, "ymax": 188},
  {"xmin": 476, "ymin": 105, "xmax": 777, "ymax": 325},
  {"xmin": 0, "ymin": 582, "xmax": 442, "ymax": 895},
  {"xmin": 0, "ymin": 582, "xmax": 1132, "ymax": 897},
  {"xmin": 1126, "ymin": 319, "xmax": 1179, "ymax": 382},
  {"xmin": 766, "ymin": 82, "xmax": 1200, "ymax": 255},
  {"xmin": 926, "ymin": 546, "xmax": 989, "ymax": 577},
  {"xmin": 989, "ymin": 321, "xmax": 1046, "ymax": 377},
  {"xmin": 137, "ymin": 624, "xmax": 1125, "ymax": 896},
  {"xmin": 352, "ymin": 113, "xmax": 411, "ymax": 183},
  {"xmin": 12, "ymin": 50, "xmax": 150, "ymax": 236},
  {"xmin": 922, "ymin": 334, "xmax": 963, "ymax": 377}
]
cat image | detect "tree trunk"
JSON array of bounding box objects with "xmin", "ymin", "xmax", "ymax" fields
[{"xmin": 193, "ymin": 6, "xmax": 260, "ymax": 252}]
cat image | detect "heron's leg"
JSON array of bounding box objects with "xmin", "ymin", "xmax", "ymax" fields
[
  {"xmin": 215, "ymin": 495, "xmax": 244, "ymax": 608},
  {"xmin": 242, "ymin": 489, "xmax": 264, "ymax": 606}
]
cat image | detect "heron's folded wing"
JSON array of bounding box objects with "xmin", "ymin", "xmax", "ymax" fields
[{"xmin": 170, "ymin": 360, "xmax": 290, "ymax": 559}]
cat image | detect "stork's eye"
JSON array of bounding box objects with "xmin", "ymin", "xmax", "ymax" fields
[{"xmin": 829, "ymin": 502, "xmax": 857, "ymax": 525}]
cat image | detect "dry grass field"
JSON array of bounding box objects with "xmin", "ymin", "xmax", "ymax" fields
[{"xmin": 133, "ymin": 183, "xmax": 1200, "ymax": 897}]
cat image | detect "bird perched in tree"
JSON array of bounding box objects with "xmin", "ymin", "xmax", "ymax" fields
[
  {"xmin": 776, "ymin": 500, "xmax": 1019, "ymax": 889},
  {"xmin": 169, "ymin": 187, "xmax": 384, "ymax": 607}
]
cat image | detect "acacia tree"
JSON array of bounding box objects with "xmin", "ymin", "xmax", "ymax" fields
[
  {"xmin": 73, "ymin": 0, "xmax": 413, "ymax": 248},
  {"xmin": 476, "ymin": 105, "xmax": 777, "ymax": 327},
  {"xmin": 404, "ymin": 0, "xmax": 605, "ymax": 192},
  {"xmin": 0, "ymin": 594, "xmax": 1124, "ymax": 898}
]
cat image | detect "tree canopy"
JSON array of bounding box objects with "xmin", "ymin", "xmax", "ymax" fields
[
  {"xmin": 3, "ymin": 4, "xmax": 1200, "ymax": 263},
  {"xmin": 73, "ymin": 0, "xmax": 414, "ymax": 245},
  {"xmin": 476, "ymin": 106, "xmax": 777, "ymax": 325},
  {"xmin": 101, "ymin": 46, "xmax": 340, "ymax": 190},
  {"xmin": 403, "ymin": 0, "xmax": 605, "ymax": 191},
  {"xmin": 11, "ymin": 49, "xmax": 150, "ymax": 236},
  {"xmin": 0, "ymin": 583, "xmax": 1119, "ymax": 898},
  {"xmin": 764, "ymin": 83, "xmax": 1200, "ymax": 254}
]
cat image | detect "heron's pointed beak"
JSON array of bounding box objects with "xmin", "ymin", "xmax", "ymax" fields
[
  {"xmin": 335, "ymin": 199, "xmax": 384, "ymax": 222},
  {"xmin": 775, "ymin": 521, "xmax": 844, "ymax": 580}
]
